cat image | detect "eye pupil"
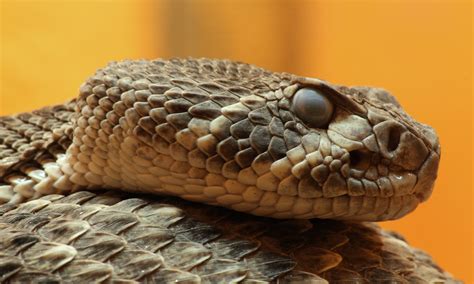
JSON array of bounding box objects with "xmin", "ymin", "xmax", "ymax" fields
[{"xmin": 293, "ymin": 88, "xmax": 334, "ymax": 128}]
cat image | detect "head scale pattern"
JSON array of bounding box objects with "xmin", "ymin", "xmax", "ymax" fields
[{"xmin": 57, "ymin": 58, "xmax": 440, "ymax": 221}]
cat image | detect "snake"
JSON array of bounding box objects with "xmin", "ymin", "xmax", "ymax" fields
[{"xmin": 0, "ymin": 58, "xmax": 456, "ymax": 283}]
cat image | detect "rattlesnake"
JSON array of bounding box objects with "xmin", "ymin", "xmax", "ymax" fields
[{"xmin": 0, "ymin": 58, "xmax": 456, "ymax": 283}]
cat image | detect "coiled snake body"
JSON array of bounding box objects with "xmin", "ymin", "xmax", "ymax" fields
[{"xmin": 0, "ymin": 58, "xmax": 456, "ymax": 283}]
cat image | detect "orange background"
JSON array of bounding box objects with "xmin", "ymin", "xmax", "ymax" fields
[{"xmin": 1, "ymin": 0, "xmax": 472, "ymax": 281}]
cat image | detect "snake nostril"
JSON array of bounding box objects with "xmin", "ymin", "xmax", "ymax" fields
[
  {"xmin": 387, "ymin": 126, "xmax": 402, "ymax": 152},
  {"xmin": 349, "ymin": 149, "xmax": 371, "ymax": 171},
  {"xmin": 373, "ymin": 120, "xmax": 407, "ymax": 156}
]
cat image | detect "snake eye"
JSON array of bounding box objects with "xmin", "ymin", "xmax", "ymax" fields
[{"xmin": 293, "ymin": 88, "xmax": 334, "ymax": 128}]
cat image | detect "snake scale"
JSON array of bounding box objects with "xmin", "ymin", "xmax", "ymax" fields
[{"xmin": 0, "ymin": 58, "xmax": 456, "ymax": 283}]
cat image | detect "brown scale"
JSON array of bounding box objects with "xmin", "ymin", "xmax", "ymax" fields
[
  {"xmin": 0, "ymin": 191, "xmax": 458, "ymax": 283},
  {"xmin": 0, "ymin": 103, "xmax": 74, "ymax": 177}
]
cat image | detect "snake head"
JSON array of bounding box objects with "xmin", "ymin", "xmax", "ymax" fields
[
  {"xmin": 277, "ymin": 76, "xmax": 440, "ymax": 220},
  {"xmin": 65, "ymin": 59, "xmax": 439, "ymax": 222}
]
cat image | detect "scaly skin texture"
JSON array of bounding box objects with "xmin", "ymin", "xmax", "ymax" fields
[
  {"xmin": 0, "ymin": 58, "xmax": 440, "ymax": 221},
  {"xmin": 0, "ymin": 58, "xmax": 454, "ymax": 282},
  {"xmin": 0, "ymin": 191, "xmax": 458, "ymax": 283}
]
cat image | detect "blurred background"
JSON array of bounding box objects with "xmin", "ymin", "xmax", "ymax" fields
[{"xmin": 1, "ymin": 0, "xmax": 472, "ymax": 281}]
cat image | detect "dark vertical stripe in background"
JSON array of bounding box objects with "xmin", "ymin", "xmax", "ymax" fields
[{"xmin": 159, "ymin": 0, "xmax": 318, "ymax": 75}]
